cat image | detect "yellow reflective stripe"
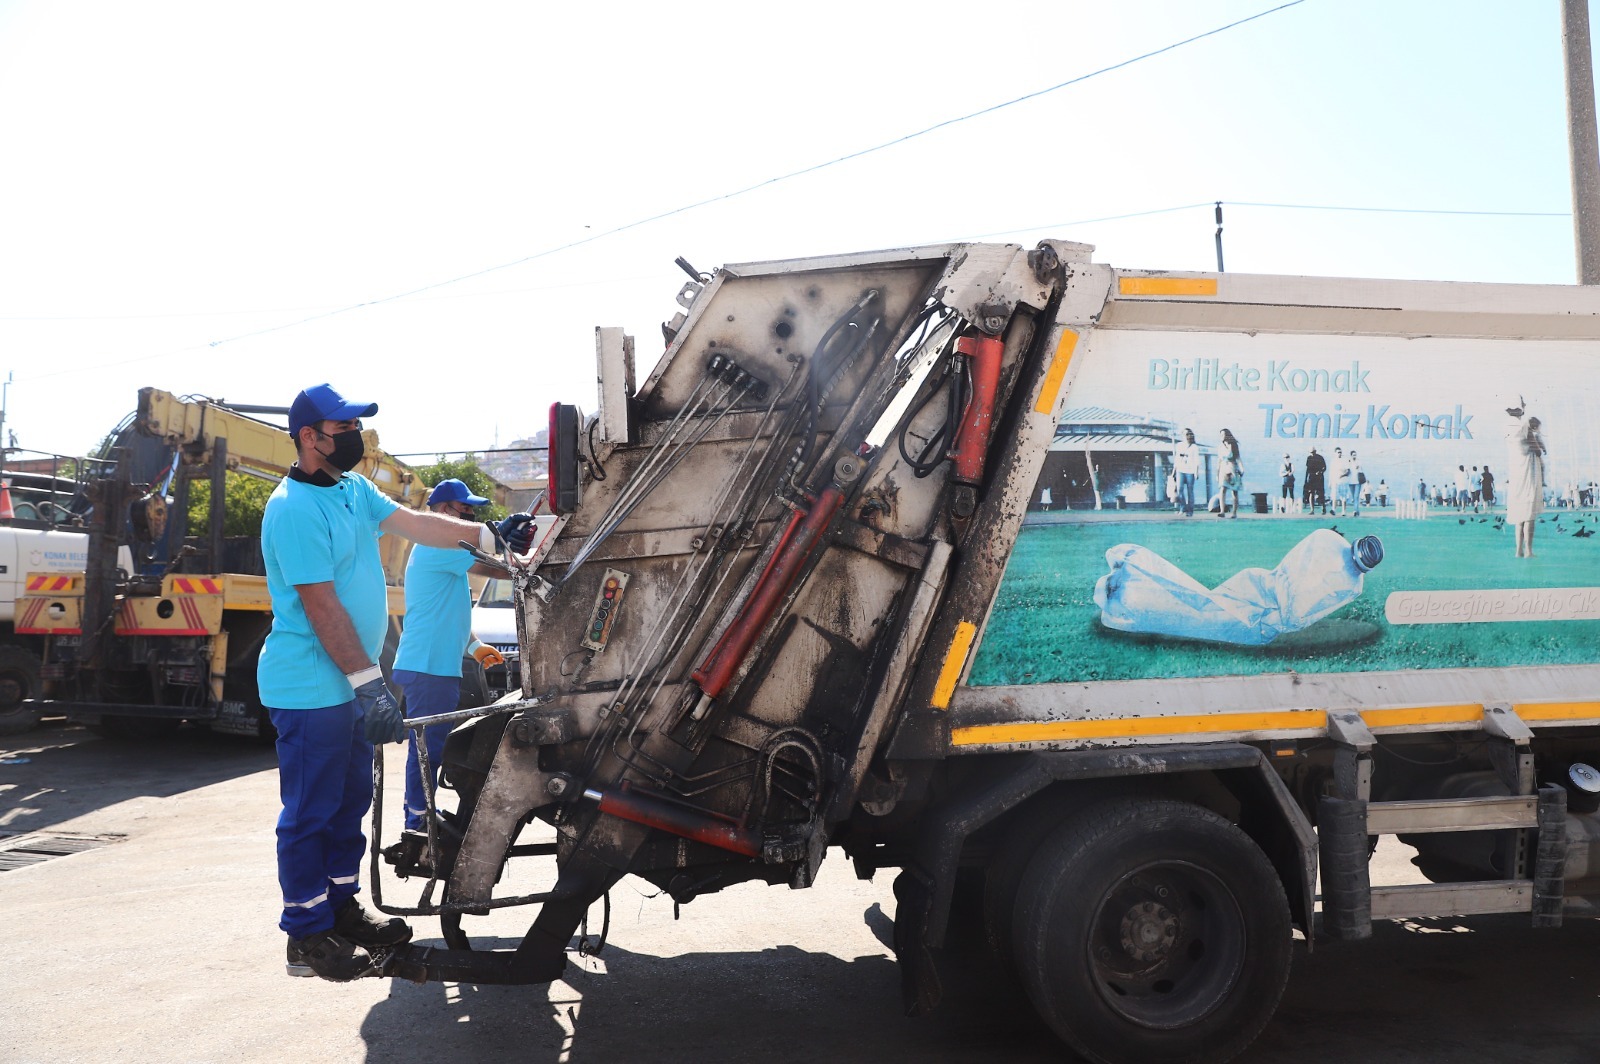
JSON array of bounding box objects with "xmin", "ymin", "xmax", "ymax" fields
[
  {"xmin": 1118, "ymin": 276, "xmax": 1218, "ymax": 297},
  {"xmin": 1515, "ymin": 701, "xmax": 1600, "ymax": 722},
  {"xmin": 951, "ymin": 709, "xmax": 1328, "ymax": 747},
  {"xmin": 1033, "ymin": 329, "xmax": 1079, "ymax": 415},
  {"xmin": 950, "ymin": 700, "xmax": 1600, "ymax": 748},
  {"xmin": 931, "ymin": 621, "xmax": 978, "ymax": 710},
  {"xmin": 1361, "ymin": 705, "xmax": 1480, "ymax": 729}
]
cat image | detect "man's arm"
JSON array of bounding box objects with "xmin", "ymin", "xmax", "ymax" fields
[
  {"xmin": 297, "ymin": 582, "xmax": 373, "ymax": 673},
  {"xmin": 381, "ymin": 506, "xmax": 491, "ymax": 550}
]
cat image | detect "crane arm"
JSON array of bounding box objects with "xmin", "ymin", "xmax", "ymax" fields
[{"xmin": 135, "ymin": 386, "xmax": 426, "ymax": 507}]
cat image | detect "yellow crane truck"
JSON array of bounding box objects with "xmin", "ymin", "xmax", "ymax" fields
[
  {"xmin": 18, "ymin": 388, "xmax": 427, "ymax": 738},
  {"xmin": 351, "ymin": 239, "xmax": 1600, "ymax": 1064}
]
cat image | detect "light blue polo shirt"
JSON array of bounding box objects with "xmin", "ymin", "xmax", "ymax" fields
[
  {"xmin": 258, "ymin": 472, "xmax": 400, "ymax": 709},
  {"xmin": 393, "ymin": 544, "xmax": 476, "ymax": 678}
]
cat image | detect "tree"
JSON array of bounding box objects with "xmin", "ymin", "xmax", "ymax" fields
[
  {"xmin": 411, "ymin": 456, "xmax": 509, "ymax": 521},
  {"xmin": 185, "ymin": 472, "xmax": 276, "ymax": 538}
]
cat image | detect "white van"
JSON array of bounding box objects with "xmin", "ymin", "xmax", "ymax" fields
[{"xmin": 470, "ymin": 577, "xmax": 519, "ymax": 700}]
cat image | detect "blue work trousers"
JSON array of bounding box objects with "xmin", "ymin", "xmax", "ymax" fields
[
  {"xmin": 393, "ymin": 670, "xmax": 459, "ymax": 831},
  {"xmin": 269, "ymin": 701, "xmax": 372, "ymax": 938}
]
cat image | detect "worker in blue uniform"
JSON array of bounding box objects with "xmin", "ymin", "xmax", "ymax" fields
[
  {"xmin": 259, "ymin": 383, "xmax": 537, "ymax": 982},
  {"xmin": 392, "ymin": 478, "xmax": 515, "ymax": 838}
]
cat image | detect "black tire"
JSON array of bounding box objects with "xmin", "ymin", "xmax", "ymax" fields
[
  {"xmin": 982, "ymin": 790, "xmax": 1082, "ymax": 984},
  {"xmin": 0, "ymin": 644, "xmax": 43, "ymax": 736},
  {"xmin": 1011, "ymin": 799, "xmax": 1292, "ymax": 1064}
]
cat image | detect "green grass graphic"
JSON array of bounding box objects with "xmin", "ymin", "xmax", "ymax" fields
[{"xmin": 968, "ymin": 508, "xmax": 1600, "ymax": 686}]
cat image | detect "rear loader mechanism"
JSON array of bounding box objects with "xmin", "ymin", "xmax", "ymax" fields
[{"xmin": 368, "ymin": 241, "xmax": 1073, "ymax": 985}]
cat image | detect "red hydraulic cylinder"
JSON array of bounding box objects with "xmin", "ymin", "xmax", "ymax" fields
[
  {"xmin": 584, "ymin": 782, "xmax": 760, "ymax": 857},
  {"xmin": 948, "ymin": 334, "xmax": 1004, "ymax": 486},
  {"xmin": 691, "ymin": 485, "xmax": 846, "ymax": 700}
]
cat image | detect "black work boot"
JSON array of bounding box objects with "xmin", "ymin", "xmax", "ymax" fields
[
  {"xmin": 285, "ymin": 929, "xmax": 373, "ymax": 981},
  {"xmin": 333, "ymin": 896, "xmax": 413, "ymax": 947}
]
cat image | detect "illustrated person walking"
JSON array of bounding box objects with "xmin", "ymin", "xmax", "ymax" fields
[
  {"xmin": 1173, "ymin": 428, "xmax": 1200, "ymax": 517},
  {"xmin": 1332, "ymin": 447, "xmax": 1352, "ymax": 515},
  {"xmin": 1280, "ymin": 453, "xmax": 1295, "ymax": 511},
  {"xmin": 1217, "ymin": 428, "xmax": 1243, "ymax": 518},
  {"xmin": 1349, "ymin": 450, "xmax": 1364, "ymax": 515},
  {"xmin": 1506, "ymin": 396, "xmax": 1547, "ymax": 558},
  {"xmin": 392, "ymin": 479, "xmax": 516, "ymax": 850},
  {"xmin": 258, "ymin": 383, "xmax": 538, "ymax": 982},
  {"xmin": 1305, "ymin": 447, "xmax": 1328, "ymax": 514}
]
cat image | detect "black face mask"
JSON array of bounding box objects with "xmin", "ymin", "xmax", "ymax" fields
[{"xmin": 316, "ymin": 429, "xmax": 365, "ymax": 472}]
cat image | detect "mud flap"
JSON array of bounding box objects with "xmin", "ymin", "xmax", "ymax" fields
[{"xmin": 892, "ymin": 868, "xmax": 943, "ymax": 1016}]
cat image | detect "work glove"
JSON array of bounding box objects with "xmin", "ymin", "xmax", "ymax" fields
[
  {"xmin": 349, "ymin": 668, "xmax": 405, "ymax": 745},
  {"xmin": 467, "ymin": 638, "xmax": 506, "ymax": 669},
  {"xmin": 493, "ymin": 512, "xmax": 537, "ymax": 554}
]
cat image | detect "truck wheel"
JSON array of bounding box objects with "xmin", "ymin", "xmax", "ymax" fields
[
  {"xmin": 0, "ymin": 645, "xmax": 42, "ymax": 736},
  {"xmin": 1011, "ymin": 799, "xmax": 1291, "ymax": 1064}
]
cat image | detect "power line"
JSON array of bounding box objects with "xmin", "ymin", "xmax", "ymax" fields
[
  {"xmin": 955, "ymin": 199, "xmax": 1570, "ymax": 242},
  {"xmin": 961, "ymin": 203, "xmax": 1216, "ymax": 240},
  {"xmin": 18, "ymin": 339, "xmax": 215, "ymax": 383},
  {"xmin": 17, "ymin": 193, "xmax": 1571, "ymax": 383},
  {"xmin": 201, "ymin": 0, "xmax": 1309, "ymax": 351},
  {"xmin": 0, "ymin": 272, "xmax": 663, "ymax": 325},
  {"xmin": 1230, "ymin": 200, "xmax": 1568, "ymax": 218}
]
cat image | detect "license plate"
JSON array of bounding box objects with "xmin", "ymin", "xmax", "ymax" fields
[{"xmin": 210, "ymin": 700, "xmax": 262, "ymax": 738}]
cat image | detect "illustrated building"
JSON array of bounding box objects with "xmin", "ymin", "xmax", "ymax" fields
[{"xmin": 1031, "ymin": 407, "xmax": 1213, "ymax": 512}]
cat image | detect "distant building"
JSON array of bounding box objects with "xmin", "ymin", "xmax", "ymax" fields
[
  {"xmin": 1031, "ymin": 407, "xmax": 1213, "ymax": 511},
  {"xmin": 478, "ymin": 429, "xmax": 549, "ymax": 512}
]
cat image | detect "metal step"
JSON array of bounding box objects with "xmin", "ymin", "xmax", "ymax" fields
[
  {"xmin": 1370, "ymin": 880, "xmax": 1534, "ymax": 920},
  {"xmin": 1365, "ymin": 795, "xmax": 1539, "ymax": 835}
]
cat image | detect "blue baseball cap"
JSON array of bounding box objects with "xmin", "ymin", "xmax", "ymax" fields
[
  {"xmin": 427, "ymin": 478, "xmax": 490, "ymax": 507},
  {"xmin": 289, "ymin": 383, "xmax": 379, "ymax": 436}
]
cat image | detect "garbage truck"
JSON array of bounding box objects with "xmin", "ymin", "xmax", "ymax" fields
[{"xmin": 368, "ymin": 239, "xmax": 1600, "ymax": 1064}]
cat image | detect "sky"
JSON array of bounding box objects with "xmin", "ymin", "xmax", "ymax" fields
[{"xmin": 0, "ymin": 1, "xmax": 1586, "ymax": 464}]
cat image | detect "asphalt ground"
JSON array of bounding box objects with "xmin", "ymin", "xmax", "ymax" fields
[{"xmin": 3, "ymin": 720, "xmax": 1599, "ymax": 1064}]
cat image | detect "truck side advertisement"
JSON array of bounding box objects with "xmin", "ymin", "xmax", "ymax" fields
[{"xmin": 970, "ymin": 328, "xmax": 1600, "ymax": 686}]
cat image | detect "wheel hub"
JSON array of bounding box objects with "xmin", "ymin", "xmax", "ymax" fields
[{"xmin": 1119, "ymin": 899, "xmax": 1179, "ymax": 964}]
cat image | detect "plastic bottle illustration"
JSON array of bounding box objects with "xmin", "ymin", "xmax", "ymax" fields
[{"xmin": 1094, "ymin": 528, "xmax": 1384, "ymax": 646}]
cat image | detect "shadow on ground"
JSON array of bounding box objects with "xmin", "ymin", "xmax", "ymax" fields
[
  {"xmin": 0, "ymin": 719, "xmax": 276, "ymax": 834},
  {"xmin": 1247, "ymin": 914, "xmax": 1600, "ymax": 1064},
  {"xmin": 360, "ymin": 936, "xmax": 1059, "ymax": 1064},
  {"xmin": 355, "ymin": 905, "xmax": 1600, "ymax": 1064}
]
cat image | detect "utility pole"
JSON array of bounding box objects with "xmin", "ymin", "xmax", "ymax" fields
[
  {"xmin": 1563, "ymin": 0, "xmax": 1600, "ymax": 283},
  {"xmin": 0, "ymin": 371, "xmax": 12, "ymax": 474},
  {"xmin": 1214, "ymin": 202, "xmax": 1225, "ymax": 273}
]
